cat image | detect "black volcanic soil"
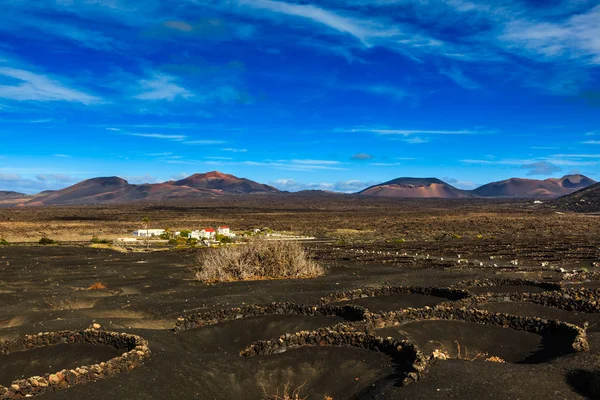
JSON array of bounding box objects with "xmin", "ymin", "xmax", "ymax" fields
[
  {"xmin": 0, "ymin": 343, "xmax": 122, "ymax": 386},
  {"xmin": 479, "ymin": 301, "xmax": 600, "ymax": 332},
  {"xmin": 1, "ymin": 213, "xmax": 600, "ymax": 400},
  {"xmin": 178, "ymin": 314, "xmax": 345, "ymax": 354},
  {"xmin": 333, "ymin": 293, "xmax": 449, "ymax": 312},
  {"xmin": 467, "ymin": 285, "xmax": 550, "ymax": 294},
  {"xmin": 375, "ymin": 320, "xmax": 543, "ymax": 363}
]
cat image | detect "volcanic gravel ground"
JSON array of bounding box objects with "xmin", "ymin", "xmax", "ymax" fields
[
  {"xmin": 466, "ymin": 285, "xmax": 550, "ymax": 294},
  {"xmin": 1, "ymin": 245, "xmax": 599, "ymax": 399},
  {"xmin": 480, "ymin": 301, "xmax": 600, "ymax": 333},
  {"xmin": 0, "ymin": 343, "xmax": 122, "ymax": 386},
  {"xmin": 375, "ymin": 320, "xmax": 544, "ymax": 363},
  {"xmin": 332, "ymin": 293, "xmax": 448, "ymax": 312}
]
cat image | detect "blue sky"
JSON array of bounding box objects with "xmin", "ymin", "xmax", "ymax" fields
[{"xmin": 0, "ymin": 0, "xmax": 599, "ymax": 194}]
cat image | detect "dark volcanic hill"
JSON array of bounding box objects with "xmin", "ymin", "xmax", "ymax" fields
[
  {"xmin": 0, "ymin": 190, "xmax": 27, "ymax": 200},
  {"xmin": 20, "ymin": 172, "xmax": 279, "ymax": 206},
  {"xmin": 174, "ymin": 171, "xmax": 279, "ymax": 194},
  {"xmin": 0, "ymin": 190, "xmax": 32, "ymax": 207},
  {"xmin": 552, "ymin": 182, "xmax": 600, "ymax": 213},
  {"xmin": 358, "ymin": 177, "xmax": 472, "ymax": 198},
  {"xmin": 473, "ymin": 174, "xmax": 596, "ymax": 198}
]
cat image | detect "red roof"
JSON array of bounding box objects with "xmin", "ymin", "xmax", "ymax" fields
[
  {"xmin": 203, "ymin": 228, "xmax": 215, "ymax": 232},
  {"xmin": 219, "ymin": 226, "xmax": 229, "ymax": 229}
]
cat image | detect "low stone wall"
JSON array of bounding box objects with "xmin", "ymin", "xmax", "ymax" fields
[
  {"xmin": 453, "ymin": 278, "xmax": 562, "ymax": 291},
  {"xmin": 561, "ymin": 270, "xmax": 600, "ymax": 283},
  {"xmin": 240, "ymin": 327, "xmax": 429, "ymax": 386},
  {"xmin": 366, "ymin": 306, "xmax": 588, "ymax": 353},
  {"xmin": 320, "ymin": 285, "xmax": 471, "ymax": 305},
  {"xmin": 173, "ymin": 302, "xmax": 368, "ymax": 333},
  {"xmin": 465, "ymin": 288, "xmax": 600, "ymax": 314},
  {"xmin": 0, "ymin": 329, "xmax": 150, "ymax": 399}
]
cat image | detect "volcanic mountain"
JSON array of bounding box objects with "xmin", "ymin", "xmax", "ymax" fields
[
  {"xmin": 552, "ymin": 182, "xmax": 600, "ymax": 213},
  {"xmin": 358, "ymin": 178, "xmax": 472, "ymax": 198},
  {"xmin": 173, "ymin": 171, "xmax": 279, "ymax": 194},
  {"xmin": 473, "ymin": 174, "xmax": 596, "ymax": 198},
  {"xmin": 0, "ymin": 191, "xmax": 32, "ymax": 207},
  {"xmin": 21, "ymin": 172, "xmax": 279, "ymax": 206}
]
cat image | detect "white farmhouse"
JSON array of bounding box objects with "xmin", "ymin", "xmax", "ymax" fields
[
  {"xmin": 217, "ymin": 226, "xmax": 230, "ymax": 235},
  {"xmin": 133, "ymin": 229, "xmax": 165, "ymax": 237},
  {"xmin": 200, "ymin": 228, "xmax": 216, "ymax": 239}
]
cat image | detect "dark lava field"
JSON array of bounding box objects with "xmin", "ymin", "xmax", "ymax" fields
[{"xmin": 1, "ymin": 198, "xmax": 600, "ymax": 399}]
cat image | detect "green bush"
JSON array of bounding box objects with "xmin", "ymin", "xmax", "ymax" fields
[
  {"xmin": 91, "ymin": 237, "xmax": 111, "ymax": 244},
  {"xmin": 168, "ymin": 238, "xmax": 177, "ymax": 245},
  {"xmin": 0, "ymin": 238, "xmax": 9, "ymax": 246},
  {"xmin": 179, "ymin": 230, "xmax": 192, "ymax": 238},
  {"xmin": 39, "ymin": 237, "xmax": 57, "ymax": 245},
  {"xmin": 159, "ymin": 232, "xmax": 171, "ymax": 240}
]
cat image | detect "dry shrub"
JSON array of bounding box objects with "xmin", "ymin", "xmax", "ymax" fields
[
  {"xmin": 262, "ymin": 383, "xmax": 320, "ymax": 400},
  {"xmin": 195, "ymin": 239, "xmax": 326, "ymax": 283},
  {"xmin": 88, "ymin": 281, "xmax": 107, "ymax": 290}
]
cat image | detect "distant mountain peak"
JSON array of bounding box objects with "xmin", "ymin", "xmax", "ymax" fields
[
  {"xmin": 16, "ymin": 171, "xmax": 278, "ymax": 206},
  {"xmin": 358, "ymin": 177, "xmax": 471, "ymax": 198},
  {"xmin": 474, "ymin": 174, "xmax": 596, "ymax": 198}
]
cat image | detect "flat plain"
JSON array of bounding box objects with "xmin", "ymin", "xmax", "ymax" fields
[{"xmin": 1, "ymin": 195, "xmax": 600, "ymax": 399}]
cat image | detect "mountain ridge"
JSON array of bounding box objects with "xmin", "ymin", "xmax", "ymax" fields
[{"xmin": 2, "ymin": 172, "xmax": 597, "ymax": 206}]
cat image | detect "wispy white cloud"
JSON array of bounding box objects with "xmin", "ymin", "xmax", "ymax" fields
[
  {"xmin": 583, "ymin": 140, "xmax": 600, "ymax": 145},
  {"xmin": 184, "ymin": 140, "xmax": 227, "ymax": 145},
  {"xmin": 439, "ymin": 66, "xmax": 481, "ymax": 89},
  {"xmin": 290, "ymin": 159, "xmax": 341, "ymax": 165},
  {"xmin": 521, "ymin": 161, "xmax": 561, "ymax": 176},
  {"xmin": 346, "ymin": 128, "xmax": 481, "ymax": 136},
  {"xmin": 0, "ymin": 67, "xmax": 102, "ymax": 104},
  {"xmin": 272, "ymin": 177, "xmax": 373, "ymax": 192},
  {"xmin": 238, "ymin": 0, "xmax": 398, "ymax": 45},
  {"xmin": 222, "ymin": 148, "xmax": 248, "ymax": 153},
  {"xmin": 53, "ymin": 154, "xmax": 70, "ymax": 158},
  {"xmin": 370, "ymin": 162, "xmax": 402, "ymax": 166},
  {"xmin": 345, "ymin": 84, "xmax": 408, "ymax": 100},
  {"xmin": 500, "ymin": 5, "xmax": 600, "ymax": 65},
  {"xmin": 35, "ymin": 173, "xmax": 76, "ymax": 183},
  {"xmin": 129, "ymin": 133, "xmax": 186, "ymax": 141},
  {"xmin": 134, "ymin": 74, "xmax": 193, "ymax": 101}
]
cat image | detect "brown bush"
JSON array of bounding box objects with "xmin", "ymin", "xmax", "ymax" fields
[
  {"xmin": 88, "ymin": 281, "xmax": 107, "ymax": 290},
  {"xmin": 195, "ymin": 239, "xmax": 326, "ymax": 283}
]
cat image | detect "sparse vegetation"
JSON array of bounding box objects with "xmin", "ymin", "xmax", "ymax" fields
[
  {"xmin": 195, "ymin": 239, "xmax": 326, "ymax": 283},
  {"xmin": 0, "ymin": 238, "xmax": 9, "ymax": 246},
  {"xmin": 39, "ymin": 237, "xmax": 57, "ymax": 245},
  {"xmin": 91, "ymin": 236, "xmax": 111, "ymax": 244},
  {"xmin": 88, "ymin": 281, "xmax": 107, "ymax": 290},
  {"xmin": 262, "ymin": 383, "xmax": 308, "ymax": 400}
]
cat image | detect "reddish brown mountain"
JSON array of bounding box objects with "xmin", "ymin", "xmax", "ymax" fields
[
  {"xmin": 358, "ymin": 178, "xmax": 472, "ymax": 198},
  {"xmin": 20, "ymin": 172, "xmax": 279, "ymax": 206},
  {"xmin": 174, "ymin": 171, "xmax": 279, "ymax": 194},
  {"xmin": 473, "ymin": 174, "xmax": 596, "ymax": 198}
]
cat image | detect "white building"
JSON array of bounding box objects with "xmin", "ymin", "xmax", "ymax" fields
[
  {"xmin": 133, "ymin": 229, "xmax": 165, "ymax": 237},
  {"xmin": 217, "ymin": 226, "xmax": 230, "ymax": 235},
  {"xmin": 200, "ymin": 228, "xmax": 216, "ymax": 239}
]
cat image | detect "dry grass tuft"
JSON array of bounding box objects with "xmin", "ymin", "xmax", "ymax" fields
[
  {"xmin": 194, "ymin": 239, "xmax": 326, "ymax": 283},
  {"xmin": 431, "ymin": 341, "xmax": 489, "ymax": 362},
  {"xmin": 88, "ymin": 281, "xmax": 107, "ymax": 290},
  {"xmin": 262, "ymin": 383, "xmax": 308, "ymax": 400}
]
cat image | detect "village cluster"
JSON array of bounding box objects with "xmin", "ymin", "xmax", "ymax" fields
[{"xmin": 132, "ymin": 226, "xmax": 236, "ymax": 240}]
